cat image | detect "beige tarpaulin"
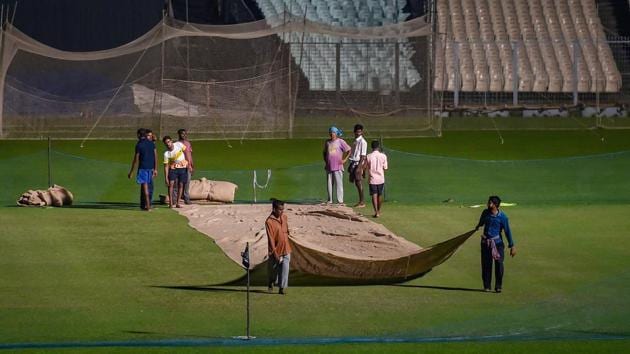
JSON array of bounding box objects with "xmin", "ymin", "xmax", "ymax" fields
[
  {"xmin": 185, "ymin": 178, "xmax": 238, "ymax": 203},
  {"xmin": 162, "ymin": 178, "xmax": 238, "ymax": 204},
  {"xmin": 177, "ymin": 204, "xmax": 475, "ymax": 285},
  {"xmin": 17, "ymin": 185, "xmax": 74, "ymax": 207}
]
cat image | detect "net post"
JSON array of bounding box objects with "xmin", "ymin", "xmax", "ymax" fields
[
  {"xmin": 290, "ymin": 5, "xmax": 309, "ymax": 139},
  {"xmin": 252, "ymin": 170, "xmax": 257, "ymax": 203},
  {"xmin": 428, "ymin": 1, "xmax": 436, "ymax": 134},
  {"xmin": 454, "ymin": 41, "xmax": 460, "ymax": 108},
  {"xmin": 595, "ymin": 37, "xmax": 600, "ymax": 124},
  {"xmin": 245, "ymin": 242, "xmax": 251, "ymax": 339},
  {"xmin": 47, "ymin": 136, "xmax": 53, "ymax": 187},
  {"xmin": 572, "ymin": 40, "xmax": 579, "ymax": 107},
  {"xmin": 205, "ymin": 81, "xmax": 211, "ymax": 136},
  {"xmin": 394, "ymin": 41, "xmax": 400, "ymax": 108},
  {"xmin": 512, "ymin": 41, "xmax": 519, "ymax": 106},
  {"xmin": 288, "ymin": 32, "xmax": 292, "ymax": 139},
  {"xmin": 158, "ymin": 13, "xmax": 166, "ymax": 139},
  {"xmin": 335, "ymin": 42, "xmax": 341, "ymax": 104}
]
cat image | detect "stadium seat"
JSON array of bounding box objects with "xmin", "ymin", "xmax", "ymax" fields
[
  {"xmin": 580, "ymin": 0, "xmax": 622, "ymax": 92},
  {"xmin": 433, "ymin": 0, "xmax": 621, "ymax": 94},
  {"xmin": 541, "ymin": 0, "xmax": 574, "ymax": 92},
  {"xmin": 256, "ymin": 0, "xmax": 421, "ymax": 92},
  {"xmin": 475, "ymin": 0, "xmax": 503, "ymax": 92},
  {"xmin": 569, "ymin": 0, "xmax": 606, "ymax": 92},
  {"xmin": 555, "ymin": 0, "xmax": 591, "ymax": 92}
]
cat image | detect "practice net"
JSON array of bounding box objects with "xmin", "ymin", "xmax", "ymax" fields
[
  {"xmin": 3, "ymin": 140, "xmax": 629, "ymax": 206},
  {"xmin": 0, "ymin": 13, "xmax": 438, "ymax": 140}
]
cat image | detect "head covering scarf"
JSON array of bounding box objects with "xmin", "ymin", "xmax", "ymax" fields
[{"xmin": 329, "ymin": 126, "xmax": 343, "ymax": 137}]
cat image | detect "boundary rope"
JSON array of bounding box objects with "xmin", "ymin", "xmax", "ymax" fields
[{"xmin": 1, "ymin": 332, "xmax": 627, "ymax": 350}]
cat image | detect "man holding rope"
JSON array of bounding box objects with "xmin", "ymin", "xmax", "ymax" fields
[{"xmin": 475, "ymin": 195, "xmax": 517, "ymax": 293}]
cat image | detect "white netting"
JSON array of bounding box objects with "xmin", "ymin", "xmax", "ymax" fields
[{"xmin": 0, "ymin": 13, "xmax": 435, "ymax": 139}]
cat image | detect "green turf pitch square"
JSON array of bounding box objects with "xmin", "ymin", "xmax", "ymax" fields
[{"xmin": 1, "ymin": 131, "xmax": 629, "ymax": 353}]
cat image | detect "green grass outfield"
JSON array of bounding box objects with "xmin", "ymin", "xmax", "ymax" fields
[{"xmin": 1, "ymin": 130, "xmax": 630, "ymax": 353}]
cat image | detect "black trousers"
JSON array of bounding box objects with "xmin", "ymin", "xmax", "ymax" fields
[{"xmin": 481, "ymin": 242, "xmax": 505, "ymax": 290}]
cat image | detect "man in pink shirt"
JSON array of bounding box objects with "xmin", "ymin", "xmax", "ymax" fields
[
  {"xmin": 366, "ymin": 140, "xmax": 388, "ymax": 218},
  {"xmin": 323, "ymin": 126, "xmax": 351, "ymax": 204}
]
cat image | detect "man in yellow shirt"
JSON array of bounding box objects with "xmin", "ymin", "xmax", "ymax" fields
[{"xmin": 162, "ymin": 135, "xmax": 190, "ymax": 208}]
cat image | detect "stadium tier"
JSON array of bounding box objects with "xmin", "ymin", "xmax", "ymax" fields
[
  {"xmin": 434, "ymin": 0, "xmax": 622, "ymax": 93},
  {"xmin": 256, "ymin": 0, "xmax": 422, "ymax": 92},
  {"xmin": 0, "ymin": 0, "xmax": 629, "ymax": 139}
]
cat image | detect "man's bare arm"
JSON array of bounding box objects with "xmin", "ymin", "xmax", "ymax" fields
[{"xmin": 128, "ymin": 152, "xmax": 139, "ymax": 179}]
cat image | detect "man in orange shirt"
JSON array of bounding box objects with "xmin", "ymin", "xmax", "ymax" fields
[{"xmin": 265, "ymin": 199, "xmax": 292, "ymax": 295}]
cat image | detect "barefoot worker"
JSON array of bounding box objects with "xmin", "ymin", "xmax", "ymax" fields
[
  {"xmin": 349, "ymin": 124, "xmax": 368, "ymax": 208},
  {"xmin": 366, "ymin": 140, "xmax": 388, "ymax": 218},
  {"xmin": 162, "ymin": 135, "xmax": 190, "ymax": 208},
  {"xmin": 173, "ymin": 128, "xmax": 194, "ymax": 205},
  {"xmin": 127, "ymin": 128, "xmax": 157, "ymax": 211}
]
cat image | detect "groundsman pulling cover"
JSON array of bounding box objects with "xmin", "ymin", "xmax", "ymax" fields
[{"xmin": 177, "ymin": 203, "xmax": 475, "ymax": 285}]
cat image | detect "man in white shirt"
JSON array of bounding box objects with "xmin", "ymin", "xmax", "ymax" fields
[
  {"xmin": 366, "ymin": 140, "xmax": 388, "ymax": 218},
  {"xmin": 348, "ymin": 124, "xmax": 368, "ymax": 208},
  {"xmin": 173, "ymin": 128, "xmax": 194, "ymax": 205}
]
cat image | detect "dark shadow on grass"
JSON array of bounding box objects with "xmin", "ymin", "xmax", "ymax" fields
[
  {"xmin": 221, "ymin": 268, "xmax": 432, "ymax": 287},
  {"xmin": 232, "ymin": 198, "xmax": 323, "ymax": 205},
  {"xmin": 158, "ymin": 284, "xmax": 487, "ymax": 293},
  {"xmin": 392, "ymin": 284, "xmax": 487, "ymax": 293},
  {"xmin": 4, "ymin": 202, "xmax": 152, "ymax": 210},
  {"xmin": 562, "ymin": 329, "xmax": 630, "ymax": 338},
  {"xmin": 150, "ymin": 285, "xmax": 271, "ymax": 294},
  {"xmin": 68, "ymin": 202, "xmax": 148, "ymax": 210},
  {"xmin": 122, "ymin": 330, "xmax": 216, "ymax": 339}
]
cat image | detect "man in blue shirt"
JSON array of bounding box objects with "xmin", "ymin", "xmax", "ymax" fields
[
  {"xmin": 145, "ymin": 129, "xmax": 157, "ymax": 205},
  {"xmin": 128, "ymin": 128, "xmax": 158, "ymax": 211},
  {"xmin": 475, "ymin": 195, "xmax": 516, "ymax": 293}
]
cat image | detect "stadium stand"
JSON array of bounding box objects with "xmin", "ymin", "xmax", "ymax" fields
[
  {"xmin": 434, "ymin": 0, "xmax": 622, "ymax": 93},
  {"xmin": 256, "ymin": 0, "xmax": 422, "ymax": 92}
]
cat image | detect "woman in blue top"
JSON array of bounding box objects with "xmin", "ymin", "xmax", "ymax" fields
[{"xmin": 475, "ymin": 195, "xmax": 517, "ymax": 293}]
